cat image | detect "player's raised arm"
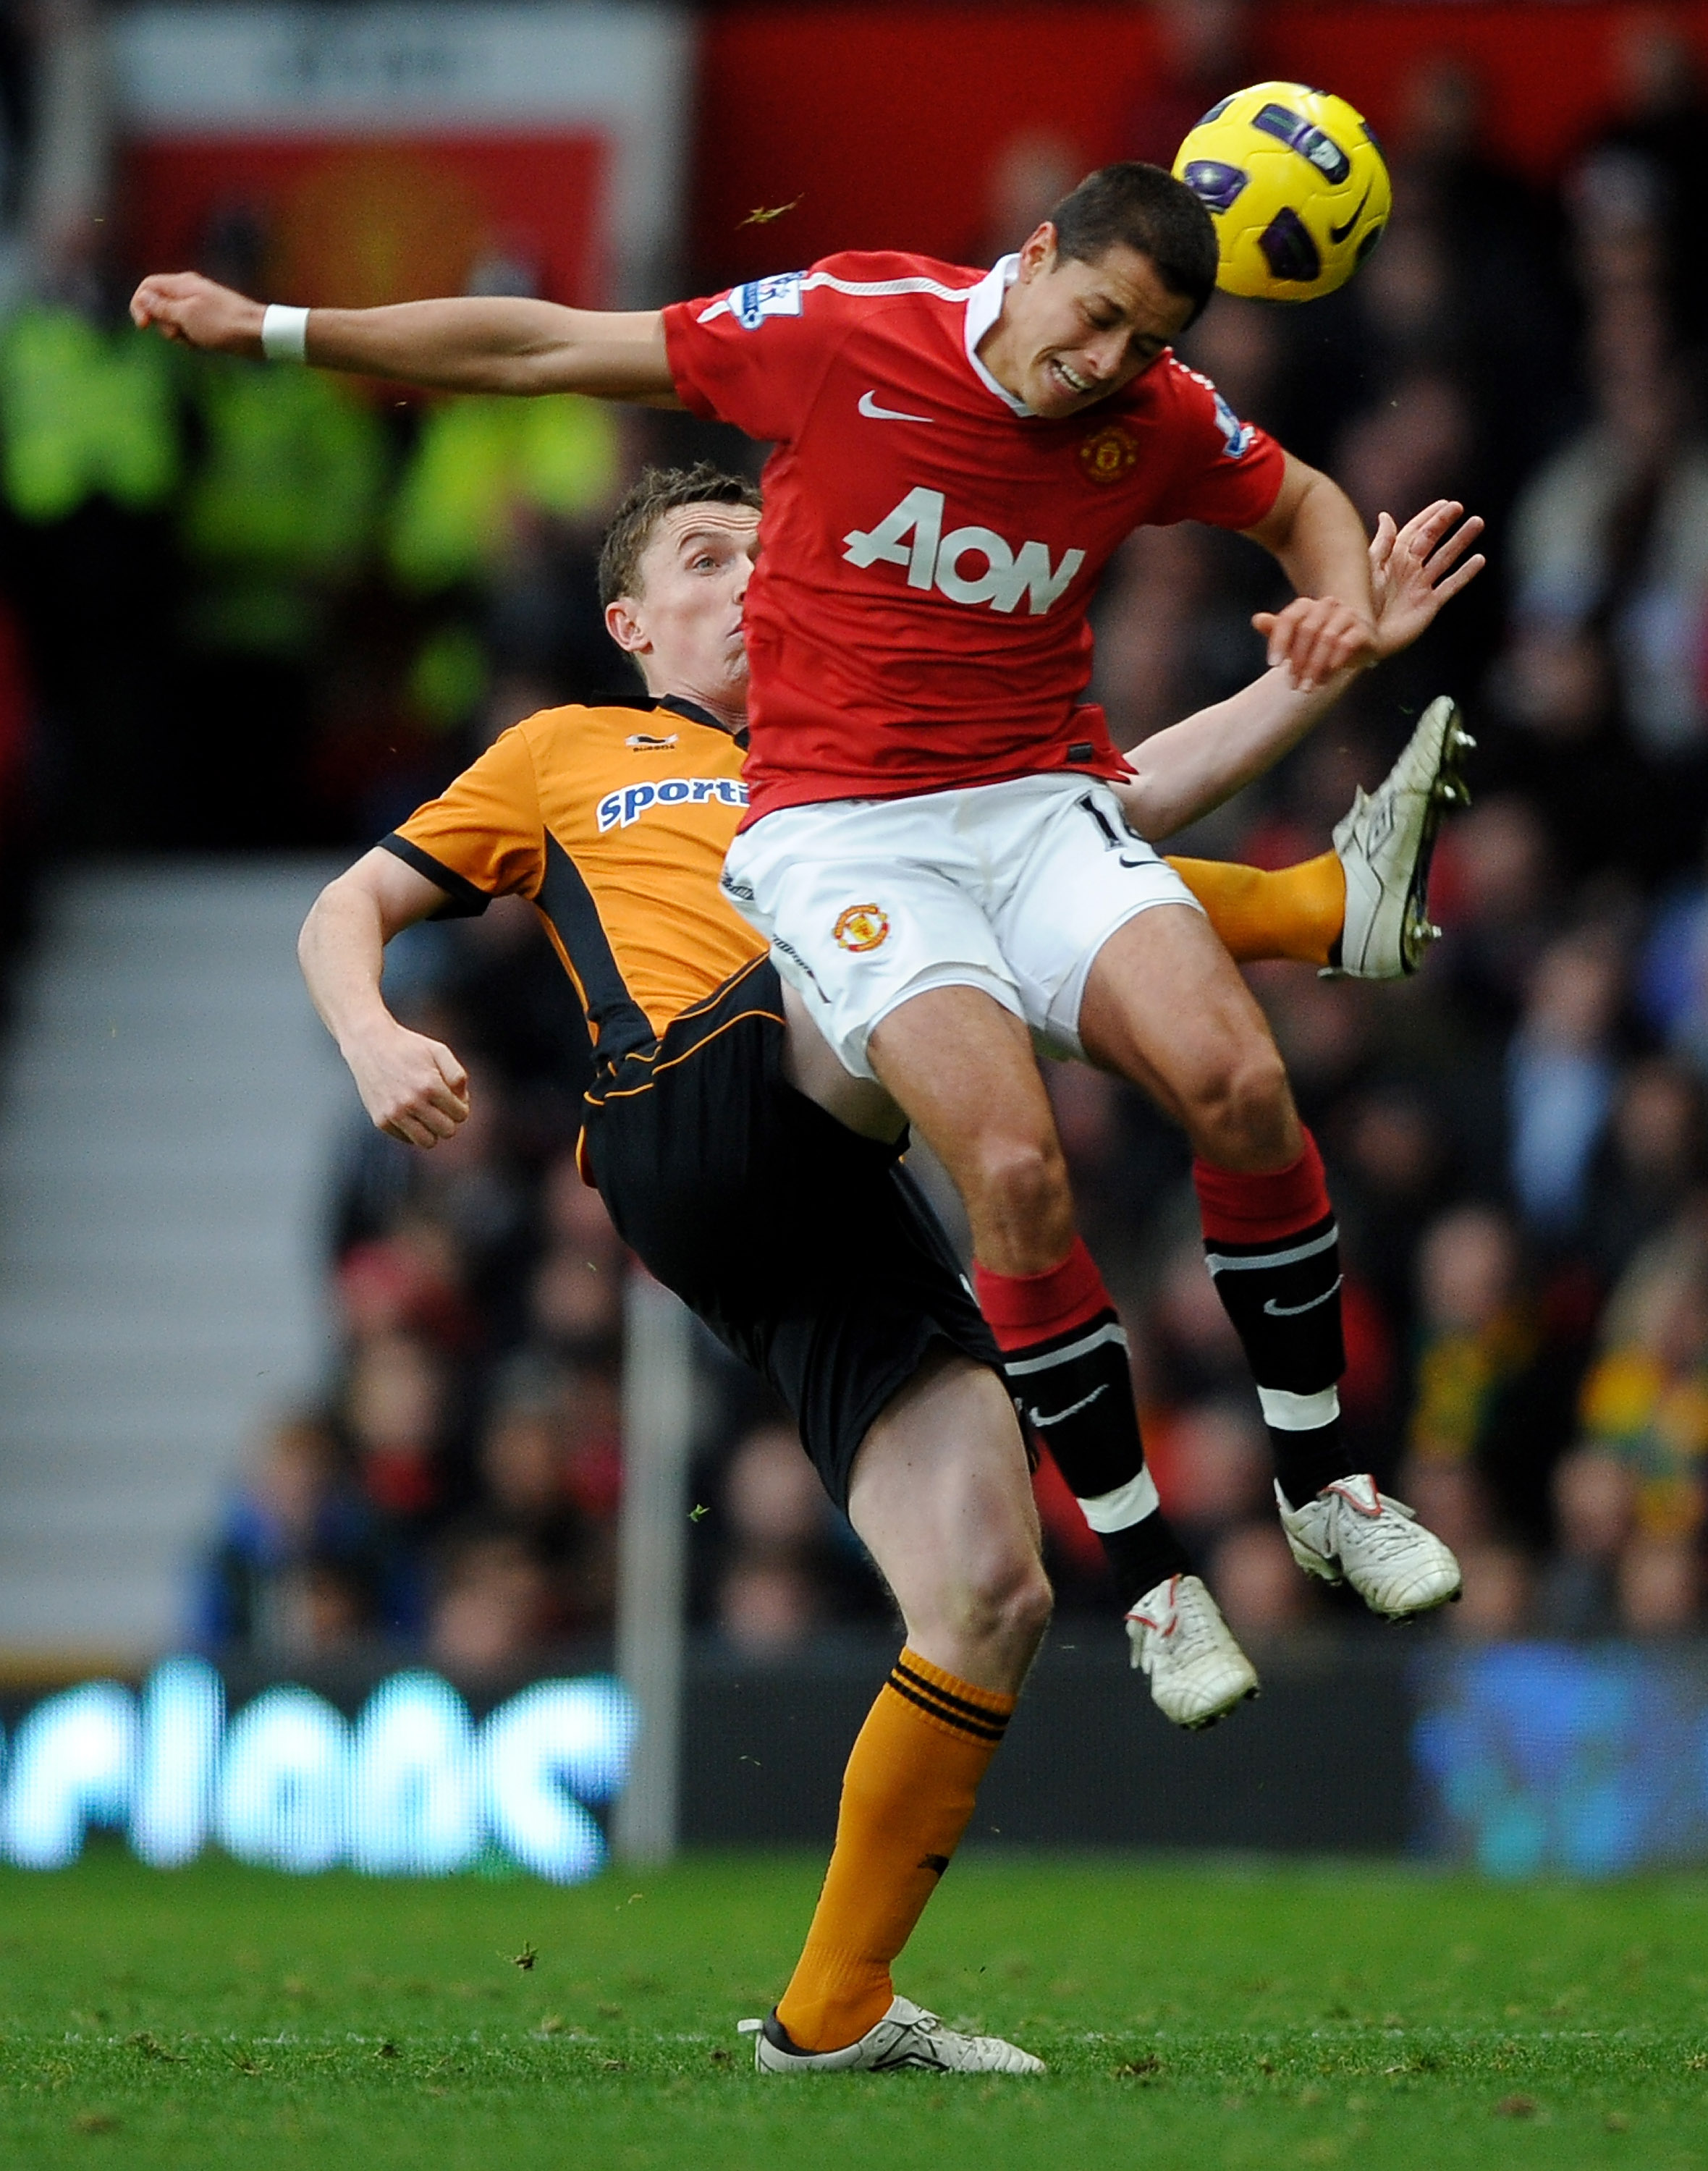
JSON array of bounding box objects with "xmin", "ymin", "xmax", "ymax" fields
[
  {"xmin": 1117, "ymin": 499, "xmax": 1484, "ymax": 839},
  {"xmin": 1240, "ymin": 451, "xmax": 1380, "ymax": 690},
  {"xmin": 130, "ymin": 270, "xmax": 679, "ymax": 402},
  {"xmin": 298, "ymin": 850, "xmax": 473, "ymax": 1149}
]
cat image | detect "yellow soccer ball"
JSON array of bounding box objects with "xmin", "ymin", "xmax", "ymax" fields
[{"xmin": 1172, "ymin": 81, "xmax": 1390, "ymax": 302}]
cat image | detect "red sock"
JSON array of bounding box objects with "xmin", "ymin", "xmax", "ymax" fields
[
  {"xmin": 1191, "ymin": 1132, "xmax": 1332, "ymax": 1245},
  {"xmin": 973, "ymin": 1235, "xmax": 1107, "ymax": 1352}
]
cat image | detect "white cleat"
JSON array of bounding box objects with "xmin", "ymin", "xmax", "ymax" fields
[
  {"xmin": 741, "ymin": 1996, "xmax": 1045, "ymax": 2075},
  {"xmin": 1276, "ymin": 1474, "xmax": 1463, "ymax": 1620},
  {"xmin": 1125, "ymin": 1572, "xmax": 1259, "ymax": 1730},
  {"xmin": 1329, "ymin": 694, "xmax": 1474, "ymax": 979}
]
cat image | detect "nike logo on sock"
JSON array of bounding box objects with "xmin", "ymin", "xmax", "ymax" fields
[
  {"xmin": 858, "ymin": 389, "xmax": 934, "ymax": 423},
  {"xmin": 1263, "ymin": 1276, "xmax": 1343, "ymax": 1318},
  {"xmin": 1026, "ymin": 1383, "xmax": 1110, "ymax": 1428}
]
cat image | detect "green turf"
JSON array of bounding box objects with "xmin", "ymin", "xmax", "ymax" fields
[{"xmin": 1, "ymin": 1850, "xmax": 1707, "ymax": 2168}]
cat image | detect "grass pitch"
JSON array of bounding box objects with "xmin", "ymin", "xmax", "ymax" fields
[{"xmin": 2, "ymin": 1851, "xmax": 1707, "ymax": 2168}]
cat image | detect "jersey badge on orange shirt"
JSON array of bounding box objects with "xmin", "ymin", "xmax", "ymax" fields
[
  {"xmin": 834, "ymin": 903, "xmax": 891, "ymax": 953},
  {"xmin": 626, "ymin": 732, "xmax": 679, "ymax": 750},
  {"xmin": 1078, "ymin": 421, "xmax": 1140, "ymax": 486}
]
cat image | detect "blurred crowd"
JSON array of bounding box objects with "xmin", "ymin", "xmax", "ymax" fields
[{"xmin": 4, "ymin": 2, "xmax": 1708, "ymax": 1666}]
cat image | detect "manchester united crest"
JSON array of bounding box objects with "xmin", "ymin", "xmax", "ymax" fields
[
  {"xmin": 1078, "ymin": 421, "xmax": 1139, "ymax": 486},
  {"xmin": 834, "ymin": 903, "xmax": 891, "ymax": 953}
]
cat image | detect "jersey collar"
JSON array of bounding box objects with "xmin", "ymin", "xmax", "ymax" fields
[
  {"xmin": 596, "ymin": 690, "xmax": 740, "ymax": 740},
  {"xmin": 657, "ymin": 693, "xmax": 740, "ymax": 739},
  {"xmin": 963, "ymin": 253, "xmax": 1032, "ymax": 418}
]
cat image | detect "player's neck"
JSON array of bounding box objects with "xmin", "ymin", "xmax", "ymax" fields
[
  {"xmin": 652, "ymin": 679, "xmax": 748, "ymax": 738},
  {"xmin": 973, "ymin": 311, "xmax": 1026, "ymax": 405}
]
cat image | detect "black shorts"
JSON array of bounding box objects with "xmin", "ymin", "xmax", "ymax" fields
[{"xmin": 580, "ymin": 957, "xmax": 1002, "ymax": 1511}]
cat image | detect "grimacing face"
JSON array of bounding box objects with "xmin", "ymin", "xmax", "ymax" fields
[
  {"xmin": 604, "ymin": 501, "xmax": 761, "ymax": 720},
  {"xmin": 980, "ymin": 225, "xmax": 1197, "ymax": 420}
]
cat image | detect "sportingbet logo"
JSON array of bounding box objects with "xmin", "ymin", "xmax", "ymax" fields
[
  {"xmin": 597, "ymin": 777, "xmax": 748, "ymax": 831},
  {"xmin": 843, "ymin": 488, "xmax": 1086, "ymax": 617}
]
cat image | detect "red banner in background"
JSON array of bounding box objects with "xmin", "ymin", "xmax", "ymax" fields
[
  {"xmin": 122, "ymin": 135, "xmax": 607, "ymax": 310},
  {"xmin": 111, "ymin": 4, "xmax": 690, "ymax": 307},
  {"xmin": 690, "ymin": 1, "xmax": 1708, "ymax": 290}
]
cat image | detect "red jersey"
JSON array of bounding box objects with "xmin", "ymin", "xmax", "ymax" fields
[{"xmin": 662, "ymin": 250, "xmax": 1285, "ymax": 822}]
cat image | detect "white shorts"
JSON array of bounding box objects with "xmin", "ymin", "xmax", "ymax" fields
[{"xmin": 719, "ymin": 774, "xmax": 1203, "ymax": 1080}]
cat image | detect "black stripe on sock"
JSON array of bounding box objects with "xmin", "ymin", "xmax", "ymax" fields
[
  {"xmin": 886, "ymin": 1671, "xmax": 1009, "ymax": 1743},
  {"xmin": 892, "ymin": 1659, "xmax": 1012, "ymax": 1732}
]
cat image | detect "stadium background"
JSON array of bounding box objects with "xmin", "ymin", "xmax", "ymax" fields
[{"xmin": 1, "ymin": 0, "xmax": 1707, "ymax": 1885}]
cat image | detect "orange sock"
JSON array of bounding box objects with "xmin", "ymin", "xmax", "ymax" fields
[
  {"xmin": 1167, "ymin": 852, "xmax": 1347, "ymax": 967},
  {"xmin": 774, "ymin": 1649, "xmax": 1015, "ymax": 2052}
]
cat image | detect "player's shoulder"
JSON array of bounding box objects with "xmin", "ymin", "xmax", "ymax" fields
[
  {"xmin": 801, "ymin": 250, "xmax": 985, "ymax": 308},
  {"xmin": 1117, "ymin": 350, "xmax": 1260, "ymax": 456}
]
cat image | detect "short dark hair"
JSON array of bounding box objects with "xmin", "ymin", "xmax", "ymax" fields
[
  {"xmin": 1047, "ymin": 161, "xmax": 1219, "ymax": 324},
  {"xmin": 597, "ymin": 461, "xmax": 763, "ymax": 608}
]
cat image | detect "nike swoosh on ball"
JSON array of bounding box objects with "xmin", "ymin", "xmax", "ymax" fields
[{"xmin": 1328, "ymin": 190, "xmax": 1371, "ymax": 244}]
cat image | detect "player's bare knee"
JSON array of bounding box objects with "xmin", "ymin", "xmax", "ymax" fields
[
  {"xmin": 969, "ymin": 1135, "xmax": 1070, "ymax": 1232},
  {"xmin": 962, "ymin": 1544, "xmax": 1052, "ymax": 1654},
  {"xmin": 1187, "ymin": 1039, "xmax": 1295, "ymax": 1169}
]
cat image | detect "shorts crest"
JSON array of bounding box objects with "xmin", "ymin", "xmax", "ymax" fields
[{"xmin": 834, "ymin": 903, "xmax": 891, "ymax": 953}]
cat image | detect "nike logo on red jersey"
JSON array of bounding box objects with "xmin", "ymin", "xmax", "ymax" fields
[{"xmin": 858, "ymin": 389, "xmax": 934, "ymax": 424}]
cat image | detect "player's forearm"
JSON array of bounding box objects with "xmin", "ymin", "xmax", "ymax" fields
[
  {"xmin": 130, "ymin": 271, "xmax": 677, "ymax": 399},
  {"xmin": 1267, "ymin": 467, "xmax": 1374, "ymax": 618},
  {"xmin": 303, "ymin": 297, "xmax": 675, "ymax": 399},
  {"xmin": 297, "ymin": 878, "xmax": 402, "ymax": 1055},
  {"xmin": 1115, "ymin": 660, "xmax": 1362, "ymax": 840}
]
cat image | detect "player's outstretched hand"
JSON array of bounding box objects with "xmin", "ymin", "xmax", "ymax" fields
[
  {"xmin": 130, "ymin": 271, "xmax": 264, "ymax": 355},
  {"xmin": 1251, "ymin": 593, "xmax": 1378, "ymax": 690},
  {"xmin": 345, "ymin": 1019, "xmax": 471, "ymax": 1150},
  {"xmin": 1366, "ymin": 499, "xmax": 1487, "ymax": 661}
]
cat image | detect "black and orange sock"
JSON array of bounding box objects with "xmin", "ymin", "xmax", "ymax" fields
[
  {"xmin": 976, "ymin": 1237, "xmax": 1191, "ymax": 1605},
  {"xmin": 1193, "ymin": 1133, "xmax": 1348, "ymax": 1510},
  {"xmin": 773, "ymin": 1650, "xmax": 1015, "ymax": 2052}
]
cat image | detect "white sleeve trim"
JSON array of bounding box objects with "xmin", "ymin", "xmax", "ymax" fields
[{"xmin": 696, "ymin": 266, "xmax": 984, "ymax": 324}]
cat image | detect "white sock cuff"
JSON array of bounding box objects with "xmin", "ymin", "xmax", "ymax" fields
[
  {"xmin": 1076, "ymin": 1465, "xmax": 1160, "ymax": 1533},
  {"xmin": 1257, "ymin": 1384, "xmax": 1340, "ymax": 1431}
]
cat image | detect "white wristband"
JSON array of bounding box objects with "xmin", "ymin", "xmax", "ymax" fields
[{"xmin": 261, "ymin": 303, "xmax": 310, "ymax": 363}]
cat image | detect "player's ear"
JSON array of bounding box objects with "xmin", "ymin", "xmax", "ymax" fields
[
  {"xmin": 1015, "ymin": 222, "xmax": 1058, "ymax": 279},
  {"xmin": 605, "ymin": 596, "xmax": 648, "ymax": 656}
]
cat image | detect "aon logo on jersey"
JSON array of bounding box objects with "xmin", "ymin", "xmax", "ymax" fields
[
  {"xmin": 596, "ymin": 776, "xmax": 748, "ymax": 831},
  {"xmin": 843, "ymin": 488, "xmax": 1086, "ymax": 616}
]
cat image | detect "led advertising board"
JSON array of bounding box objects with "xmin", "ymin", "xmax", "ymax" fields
[{"xmin": 0, "ymin": 1659, "xmax": 635, "ymax": 1881}]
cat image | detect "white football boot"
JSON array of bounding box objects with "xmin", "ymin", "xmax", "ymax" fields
[
  {"xmin": 742, "ymin": 1997, "xmax": 1045, "ymax": 2075},
  {"xmin": 1125, "ymin": 1571, "xmax": 1259, "ymax": 1729},
  {"xmin": 1276, "ymin": 1474, "xmax": 1463, "ymax": 1620},
  {"xmin": 1330, "ymin": 695, "xmax": 1474, "ymax": 979}
]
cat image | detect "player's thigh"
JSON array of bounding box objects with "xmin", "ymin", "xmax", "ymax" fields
[
  {"xmin": 847, "ymin": 1345, "xmax": 1042, "ymax": 1612},
  {"xmin": 722, "ymin": 798, "xmax": 1020, "ymax": 1082},
  {"xmin": 866, "ymin": 981, "xmax": 1062, "ymax": 1179},
  {"xmin": 990, "ymin": 777, "xmax": 1209, "ymax": 1060},
  {"xmin": 1078, "ymin": 900, "xmax": 1292, "ymax": 1125}
]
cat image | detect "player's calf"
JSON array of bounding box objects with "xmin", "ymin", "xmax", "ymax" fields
[
  {"xmin": 975, "ymin": 1235, "xmax": 1261, "ymax": 1727},
  {"xmin": 1194, "ymin": 1135, "xmax": 1462, "ymax": 1620}
]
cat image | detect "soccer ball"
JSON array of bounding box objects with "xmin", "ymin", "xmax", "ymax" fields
[{"xmin": 1172, "ymin": 82, "xmax": 1390, "ymax": 303}]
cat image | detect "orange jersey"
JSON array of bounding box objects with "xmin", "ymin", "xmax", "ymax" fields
[{"xmin": 384, "ymin": 696, "xmax": 764, "ymax": 1059}]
